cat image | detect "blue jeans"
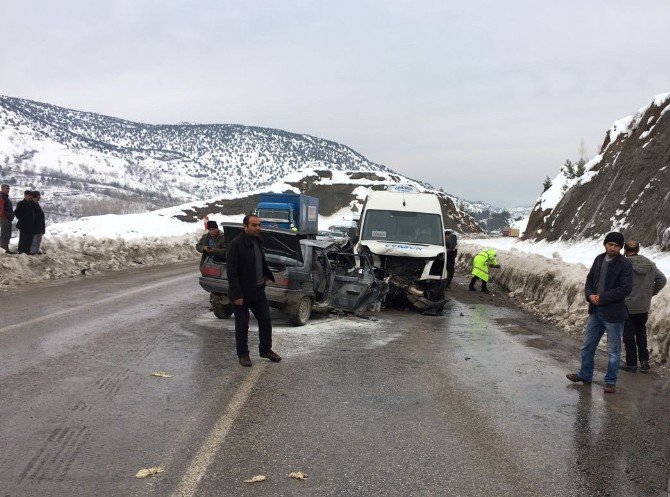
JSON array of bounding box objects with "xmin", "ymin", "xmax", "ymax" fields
[{"xmin": 578, "ymin": 308, "xmax": 624, "ymax": 384}]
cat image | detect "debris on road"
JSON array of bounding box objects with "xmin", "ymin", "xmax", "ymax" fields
[
  {"xmin": 288, "ymin": 471, "xmax": 309, "ymax": 480},
  {"xmin": 135, "ymin": 466, "xmax": 165, "ymax": 478},
  {"xmin": 150, "ymin": 371, "xmax": 174, "ymax": 378},
  {"xmin": 244, "ymin": 475, "xmax": 267, "ymax": 483}
]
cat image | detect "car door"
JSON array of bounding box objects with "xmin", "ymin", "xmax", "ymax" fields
[{"xmin": 327, "ymin": 252, "xmax": 386, "ymax": 313}]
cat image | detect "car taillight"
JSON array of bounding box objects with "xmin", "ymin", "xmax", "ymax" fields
[
  {"xmin": 201, "ymin": 266, "xmax": 221, "ymax": 277},
  {"xmin": 272, "ymin": 275, "xmax": 291, "ymax": 287}
]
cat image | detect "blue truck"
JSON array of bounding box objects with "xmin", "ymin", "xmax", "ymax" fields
[{"xmin": 255, "ymin": 193, "xmax": 319, "ymax": 235}]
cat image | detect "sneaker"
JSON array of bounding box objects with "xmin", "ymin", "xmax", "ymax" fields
[
  {"xmin": 604, "ymin": 383, "xmax": 616, "ymax": 394},
  {"xmin": 619, "ymin": 364, "xmax": 637, "ymax": 372},
  {"xmin": 640, "ymin": 361, "xmax": 650, "ymax": 373},
  {"xmin": 260, "ymin": 350, "xmax": 282, "ymax": 362},
  {"xmin": 566, "ymin": 373, "xmax": 591, "ymax": 384},
  {"xmin": 238, "ymin": 354, "xmax": 252, "ymax": 367}
]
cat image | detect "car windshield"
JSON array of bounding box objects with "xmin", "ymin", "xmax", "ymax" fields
[
  {"xmin": 257, "ymin": 209, "xmax": 290, "ymax": 222},
  {"xmin": 361, "ymin": 209, "xmax": 443, "ymax": 245}
]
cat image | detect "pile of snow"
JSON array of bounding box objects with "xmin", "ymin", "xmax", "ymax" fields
[
  {"xmin": 459, "ymin": 241, "xmax": 670, "ymax": 364},
  {"xmin": 0, "ymin": 234, "xmax": 199, "ymax": 289}
]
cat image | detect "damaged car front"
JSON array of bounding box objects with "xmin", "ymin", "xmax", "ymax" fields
[{"xmin": 199, "ymin": 224, "xmax": 388, "ymax": 325}]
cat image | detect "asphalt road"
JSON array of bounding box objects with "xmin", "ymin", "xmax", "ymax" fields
[{"xmin": 1, "ymin": 263, "xmax": 669, "ymax": 497}]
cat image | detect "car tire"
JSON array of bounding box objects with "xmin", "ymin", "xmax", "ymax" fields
[
  {"xmin": 212, "ymin": 302, "xmax": 233, "ymax": 319},
  {"xmin": 288, "ymin": 296, "xmax": 312, "ymax": 326}
]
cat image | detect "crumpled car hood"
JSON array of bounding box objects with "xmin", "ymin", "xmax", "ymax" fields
[{"xmin": 362, "ymin": 240, "xmax": 445, "ymax": 258}]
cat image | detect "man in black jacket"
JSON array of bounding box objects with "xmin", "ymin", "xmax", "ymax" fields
[
  {"xmin": 30, "ymin": 191, "xmax": 46, "ymax": 255},
  {"xmin": 0, "ymin": 183, "xmax": 14, "ymax": 253},
  {"xmin": 566, "ymin": 232, "xmax": 633, "ymax": 394},
  {"xmin": 14, "ymin": 190, "xmax": 35, "ymax": 255},
  {"xmin": 226, "ymin": 214, "xmax": 281, "ymax": 367}
]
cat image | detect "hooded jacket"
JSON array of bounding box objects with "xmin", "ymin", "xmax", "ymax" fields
[
  {"xmin": 624, "ymin": 254, "xmax": 667, "ymax": 314},
  {"xmin": 584, "ymin": 252, "xmax": 633, "ymax": 322},
  {"xmin": 471, "ymin": 249, "xmax": 499, "ymax": 282}
]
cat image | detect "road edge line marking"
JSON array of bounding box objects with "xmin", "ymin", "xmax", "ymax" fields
[
  {"xmin": 170, "ymin": 365, "xmax": 266, "ymax": 497},
  {"xmin": 1, "ymin": 273, "xmax": 194, "ymax": 334}
]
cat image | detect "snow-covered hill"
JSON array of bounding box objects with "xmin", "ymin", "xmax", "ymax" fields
[
  {"xmin": 0, "ymin": 95, "xmax": 399, "ymax": 220},
  {"xmin": 524, "ymin": 92, "xmax": 670, "ymax": 250}
]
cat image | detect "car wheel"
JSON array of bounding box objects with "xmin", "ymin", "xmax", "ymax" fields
[
  {"xmin": 212, "ymin": 302, "xmax": 232, "ymax": 319},
  {"xmin": 289, "ymin": 296, "xmax": 312, "ymax": 326}
]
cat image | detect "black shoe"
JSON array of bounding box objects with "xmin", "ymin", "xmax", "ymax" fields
[
  {"xmin": 640, "ymin": 361, "xmax": 650, "ymax": 373},
  {"xmin": 619, "ymin": 364, "xmax": 637, "ymax": 372},
  {"xmin": 604, "ymin": 383, "xmax": 616, "ymax": 394},
  {"xmin": 481, "ymin": 289, "xmax": 491, "ymax": 294},
  {"xmin": 260, "ymin": 350, "xmax": 282, "ymax": 362},
  {"xmin": 238, "ymin": 354, "xmax": 252, "ymax": 367},
  {"xmin": 468, "ymin": 286, "xmax": 476, "ymax": 292}
]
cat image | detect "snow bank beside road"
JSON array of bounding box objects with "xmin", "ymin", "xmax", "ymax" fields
[
  {"xmin": 459, "ymin": 243, "xmax": 670, "ymax": 364},
  {"xmin": 0, "ymin": 235, "xmax": 198, "ymax": 289}
]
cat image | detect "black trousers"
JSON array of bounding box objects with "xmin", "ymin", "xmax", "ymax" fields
[
  {"xmin": 469, "ymin": 276, "xmax": 487, "ymax": 292},
  {"xmin": 623, "ymin": 312, "xmax": 649, "ymax": 366},
  {"xmin": 446, "ymin": 250, "xmax": 457, "ymax": 286},
  {"xmin": 18, "ymin": 229, "xmax": 34, "ymax": 255},
  {"xmin": 233, "ymin": 286, "xmax": 273, "ymax": 357}
]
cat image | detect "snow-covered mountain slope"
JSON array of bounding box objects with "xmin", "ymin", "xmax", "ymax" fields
[
  {"xmin": 0, "ymin": 95, "xmax": 394, "ymax": 215},
  {"xmin": 524, "ymin": 93, "xmax": 670, "ymax": 250}
]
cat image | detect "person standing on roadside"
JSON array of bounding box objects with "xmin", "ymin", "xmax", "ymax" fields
[
  {"xmin": 14, "ymin": 190, "xmax": 35, "ymax": 255},
  {"xmin": 195, "ymin": 220, "xmax": 227, "ymax": 265},
  {"xmin": 226, "ymin": 214, "xmax": 281, "ymax": 367},
  {"xmin": 444, "ymin": 229, "xmax": 458, "ymax": 288},
  {"xmin": 619, "ymin": 240, "xmax": 666, "ymax": 373},
  {"xmin": 567, "ymin": 232, "xmax": 633, "ymax": 394},
  {"xmin": 0, "ymin": 183, "xmax": 14, "ymax": 253},
  {"xmin": 469, "ymin": 248, "xmax": 500, "ymax": 294},
  {"xmin": 30, "ymin": 191, "xmax": 46, "ymax": 255}
]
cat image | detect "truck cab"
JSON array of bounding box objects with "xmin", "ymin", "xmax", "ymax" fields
[{"xmin": 255, "ymin": 193, "xmax": 319, "ymax": 236}]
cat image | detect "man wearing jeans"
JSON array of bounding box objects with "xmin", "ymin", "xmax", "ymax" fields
[{"xmin": 566, "ymin": 232, "xmax": 633, "ymax": 394}]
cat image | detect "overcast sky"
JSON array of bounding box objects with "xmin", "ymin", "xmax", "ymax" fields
[{"xmin": 2, "ymin": 0, "xmax": 669, "ymax": 207}]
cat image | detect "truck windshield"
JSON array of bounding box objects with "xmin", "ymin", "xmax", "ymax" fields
[
  {"xmin": 257, "ymin": 209, "xmax": 290, "ymax": 222},
  {"xmin": 361, "ymin": 210, "xmax": 443, "ymax": 245}
]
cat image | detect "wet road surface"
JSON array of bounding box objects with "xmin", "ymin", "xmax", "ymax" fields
[{"xmin": 1, "ymin": 265, "xmax": 669, "ymax": 496}]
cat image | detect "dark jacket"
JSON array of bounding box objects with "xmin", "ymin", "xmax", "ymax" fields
[
  {"xmin": 14, "ymin": 199, "xmax": 34, "ymax": 232},
  {"xmin": 196, "ymin": 231, "xmax": 227, "ymax": 265},
  {"xmin": 0, "ymin": 192, "xmax": 13, "ymax": 222},
  {"xmin": 584, "ymin": 252, "xmax": 633, "ymax": 322},
  {"xmin": 226, "ymin": 231, "xmax": 274, "ymax": 302},
  {"xmin": 32, "ymin": 201, "xmax": 46, "ymax": 234},
  {"xmin": 625, "ymin": 254, "xmax": 666, "ymax": 314}
]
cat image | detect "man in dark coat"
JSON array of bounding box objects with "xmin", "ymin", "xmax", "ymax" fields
[
  {"xmin": 0, "ymin": 183, "xmax": 14, "ymax": 253},
  {"xmin": 566, "ymin": 231, "xmax": 633, "ymax": 394},
  {"xmin": 30, "ymin": 191, "xmax": 46, "ymax": 255},
  {"xmin": 14, "ymin": 190, "xmax": 35, "ymax": 255},
  {"xmin": 195, "ymin": 220, "xmax": 227, "ymax": 265},
  {"xmin": 226, "ymin": 214, "xmax": 281, "ymax": 367},
  {"xmin": 444, "ymin": 229, "xmax": 458, "ymax": 288}
]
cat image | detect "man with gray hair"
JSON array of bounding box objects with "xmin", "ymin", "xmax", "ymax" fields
[
  {"xmin": 619, "ymin": 240, "xmax": 667, "ymax": 373},
  {"xmin": 0, "ymin": 183, "xmax": 14, "ymax": 253}
]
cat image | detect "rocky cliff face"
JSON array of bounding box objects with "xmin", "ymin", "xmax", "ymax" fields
[{"xmin": 524, "ymin": 93, "xmax": 670, "ymax": 250}]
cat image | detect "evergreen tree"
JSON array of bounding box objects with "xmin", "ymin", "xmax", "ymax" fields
[
  {"xmin": 542, "ymin": 176, "xmax": 552, "ymax": 192},
  {"xmin": 564, "ymin": 159, "xmax": 575, "ymax": 179},
  {"xmin": 576, "ymin": 158, "xmax": 586, "ymax": 177}
]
